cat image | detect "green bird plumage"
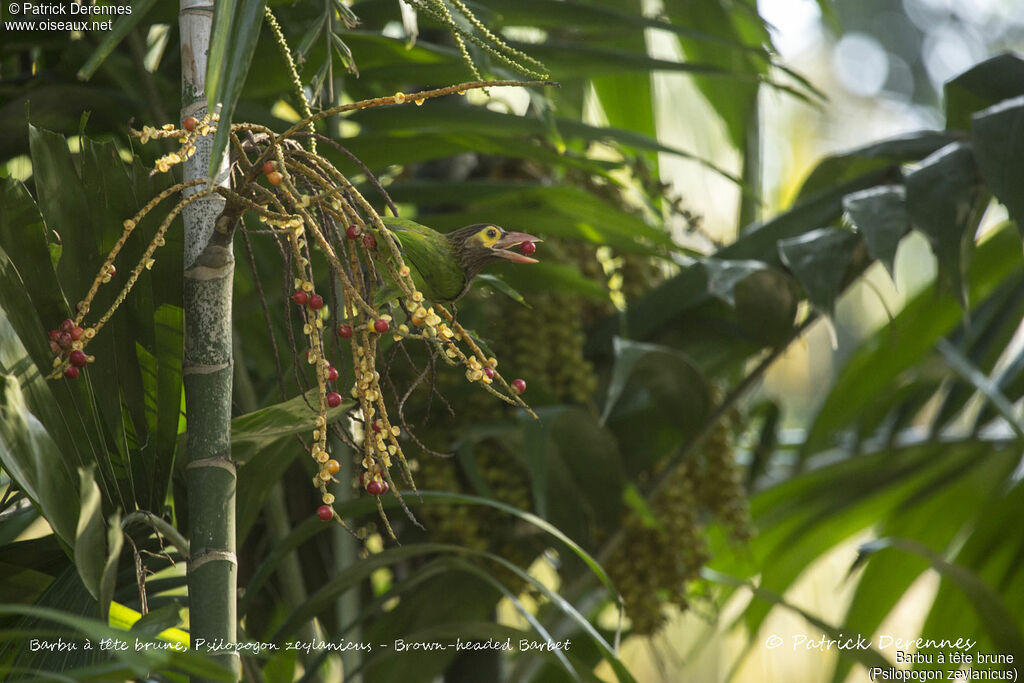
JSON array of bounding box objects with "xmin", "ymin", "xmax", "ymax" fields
[{"xmin": 380, "ymin": 217, "xmax": 539, "ymax": 302}]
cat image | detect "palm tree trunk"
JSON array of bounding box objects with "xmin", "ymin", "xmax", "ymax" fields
[{"xmin": 180, "ymin": 0, "xmax": 238, "ymax": 678}]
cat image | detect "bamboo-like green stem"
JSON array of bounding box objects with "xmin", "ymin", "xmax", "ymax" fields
[
  {"xmin": 738, "ymin": 89, "xmax": 762, "ymax": 230},
  {"xmin": 180, "ymin": 0, "xmax": 238, "ymax": 679}
]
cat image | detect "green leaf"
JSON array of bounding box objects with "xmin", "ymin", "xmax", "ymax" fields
[
  {"xmin": 970, "ymin": 96, "xmax": 1024, "ymax": 236},
  {"xmin": 492, "ymin": 261, "xmax": 609, "ymax": 302},
  {"xmin": 518, "ymin": 40, "xmax": 759, "ymax": 81},
  {"xmin": 590, "ymin": 0, "xmax": 657, "ymax": 168},
  {"xmin": 244, "ymin": 491, "xmax": 622, "ymax": 630},
  {"xmin": 855, "ymin": 537, "xmax": 1024, "ymax": 660},
  {"xmin": 944, "ymin": 52, "xmax": 1024, "ymax": 132},
  {"xmin": 704, "ymin": 568, "xmax": 893, "ymax": 674},
  {"xmin": 205, "ymin": 0, "xmax": 239, "ymax": 107},
  {"xmin": 207, "ymin": 0, "xmax": 268, "ymax": 179},
  {"xmin": 0, "ymin": 374, "xmax": 79, "ymax": 547},
  {"xmin": 0, "ymin": 602, "xmax": 232, "ymax": 680},
  {"xmin": 802, "ymin": 224, "xmax": 1022, "ymax": 457},
  {"xmin": 295, "ymin": 8, "xmax": 328, "ymax": 61},
  {"xmin": 905, "ymin": 142, "xmax": 987, "ymax": 308},
  {"xmin": 833, "ymin": 453, "xmax": 1015, "ymax": 683},
  {"xmin": 843, "ymin": 185, "xmax": 908, "ymax": 279},
  {"xmin": 145, "ymin": 305, "xmax": 185, "ymax": 511},
  {"xmin": 475, "ymin": 274, "xmax": 530, "ymax": 307},
  {"xmin": 0, "ymin": 179, "xmax": 67, "ymax": 340},
  {"xmin": 76, "ymin": 0, "xmax": 159, "ymax": 81},
  {"xmin": 936, "ymin": 339, "xmax": 1024, "ymax": 440},
  {"xmin": 663, "ymin": 0, "xmax": 768, "ymax": 150},
  {"xmin": 730, "ymin": 441, "xmax": 1004, "ymax": 637},
  {"xmin": 28, "ymin": 123, "xmax": 101, "ymax": 299},
  {"xmin": 130, "ymin": 602, "xmax": 183, "ymax": 638},
  {"xmin": 601, "ymin": 339, "xmax": 711, "ymax": 471},
  {"xmin": 796, "ymin": 131, "xmax": 955, "ymax": 201},
  {"xmin": 428, "ymin": 559, "xmax": 582, "ymax": 681},
  {"xmin": 98, "ymin": 510, "xmax": 123, "ymax": 623},
  {"xmin": 74, "ymin": 467, "xmax": 105, "ymax": 601},
  {"xmin": 602, "ymin": 337, "xmax": 709, "ymax": 424},
  {"xmin": 588, "ymin": 160, "xmax": 899, "ymax": 354},
  {"xmin": 353, "ymin": 101, "xmax": 742, "ymax": 186},
  {"xmin": 930, "ymin": 276, "xmax": 1024, "ymax": 430},
  {"xmin": 414, "ymin": 182, "xmax": 672, "ymax": 256},
  {"xmin": 545, "ymin": 408, "xmax": 625, "ymax": 533},
  {"xmin": 235, "ymin": 436, "xmax": 298, "ymax": 543},
  {"xmin": 231, "ymin": 389, "xmax": 352, "ymax": 450},
  {"xmin": 777, "ymin": 226, "xmax": 859, "ymax": 316},
  {"xmin": 919, "ymin": 479, "xmax": 1024, "ymax": 660}
]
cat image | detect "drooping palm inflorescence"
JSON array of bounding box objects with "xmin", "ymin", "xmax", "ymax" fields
[{"xmin": 41, "ymin": 79, "xmax": 552, "ymax": 538}]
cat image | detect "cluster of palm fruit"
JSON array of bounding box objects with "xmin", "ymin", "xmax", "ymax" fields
[
  {"xmin": 414, "ymin": 434, "xmax": 536, "ymax": 590},
  {"xmin": 606, "ymin": 404, "xmax": 752, "ymax": 635},
  {"xmin": 494, "ymin": 288, "xmax": 597, "ymax": 405},
  {"xmin": 43, "ymin": 80, "xmax": 551, "ymax": 538}
]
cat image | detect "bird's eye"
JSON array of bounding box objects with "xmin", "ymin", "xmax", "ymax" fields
[{"xmin": 486, "ymin": 228, "xmax": 498, "ymax": 238}]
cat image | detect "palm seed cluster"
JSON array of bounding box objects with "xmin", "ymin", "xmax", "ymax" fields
[
  {"xmin": 606, "ymin": 403, "xmax": 753, "ymax": 635},
  {"xmin": 43, "ymin": 80, "xmax": 550, "ymax": 537}
]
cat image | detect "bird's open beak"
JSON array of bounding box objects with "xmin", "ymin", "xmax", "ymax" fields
[{"xmin": 493, "ymin": 232, "xmax": 541, "ymax": 264}]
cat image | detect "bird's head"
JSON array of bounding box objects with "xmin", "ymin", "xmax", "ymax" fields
[{"xmin": 446, "ymin": 223, "xmax": 541, "ymax": 280}]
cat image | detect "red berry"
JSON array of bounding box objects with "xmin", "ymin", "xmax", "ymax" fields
[
  {"xmin": 317, "ymin": 505, "xmax": 333, "ymax": 521},
  {"xmin": 107, "ymin": 265, "xmax": 116, "ymax": 277},
  {"xmin": 345, "ymin": 225, "xmax": 361, "ymax": 240},
  {"xmin": 380, "ymin": 481, "xmax": 390, "ymax": 494},
  {"xmin": 483, "ymin": 367, "xmax": 495, "ymax": 379},
  {"xmin": 373, "ymin": 318, "xmax": 389, "ymax": 334},
  {"xmin": 520, "ymin": 241, "xmax": 537, "ymax": 256},
  {"xmin": 326, "ymin": 392, "xmax": 342, "ymax": 408},
  {"xmin": 336, "ymin": 323, "xmax": 353, "ymax": 338},
  {"xmin": 327, "ymin": 366, "xmax": 339, "ymax": 382},
  {"xmin": 70, "ymin": 326, "xmax": 84, "ymax": 341},
  {"xmin": 511, "ymin": 378, "xmax": 526, "ymax": 394},
  {"xmin": 69, "ymin": 350, "xmax": 88, "ymax": 367},
  {"xmin": 371, "ymin": 419, "xmax": 382, "ymax": 433},
  {"xmin": 60, "ymin": 319, "xmax": 75, "ymax": 333},
  {"xmin": 63, "ymin": 366, "xmax": 80, "ymax": 379},
  {"xmin": 309, "ymin": 294, "xmax": 324, "ymax": 310},
  {"xmin": 262, "ymin": 160, "xmax": 275, "ymax": 175},
  {"xmin": 359, "ymin": 471, "xmax": 368, "ymax": 486},
  {"xmin": 291, "ymin": 290, "xmax": 309, "ymax": 306},
  {"xmin": 183, "ymin": 116, "xmax": 197, "ymax": 132},
  {"xmin": 49, "ymin": 341, "xmax": 61, "ymax": 354},
  {"xmin": 267, "ymin": 171, "xmax": 283, "ymax": 186},
  {"xmin": 47, "ymin": 329, "xmax": 61, "ymax": 341},
  {"xmin": 361, "ymin": 234, "xmax": 377, "ymax": 250},
  {"xmin": 57, "ymin": 332, "xmax": 73, "ymax": 349},
  {"xmin": 366, "ymin": 479, "xmax": 384, "ymax": 496}
]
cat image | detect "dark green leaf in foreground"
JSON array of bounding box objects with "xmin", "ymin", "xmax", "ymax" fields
[
  {"xmin": 904, "ymin": 142, "xmax": 987, "ymax": 308},
  {"xmin": 0, "ymin": 374, "xmax": 79, "ymax": 547},
  {"xmin": 73, "ymin": 467, "xmax": 106, "ymax": 601},
  {"xmin": 777, "ymin": 226, "xmax": 860, "ymax": 317},
  {"xmin": 971, "ymin": 96, "xmax": 1024, "ymax": 237},
  {"xmin": 843, "ymin": 185, "xmax": 908, "ymax": 279},
  {"xmin": 944, "ymin": 52, "xmax": 1024, "ymax": 132}
]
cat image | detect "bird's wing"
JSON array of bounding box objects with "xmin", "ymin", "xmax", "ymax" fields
[{"xmin": 381, "ymin": 216, "xmax": 465, "ymax": 301}]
